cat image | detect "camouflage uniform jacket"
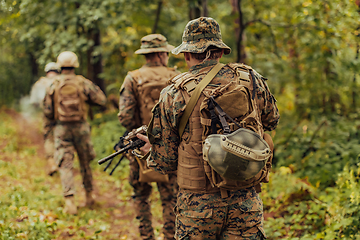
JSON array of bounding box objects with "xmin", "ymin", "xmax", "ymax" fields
[
  {"xmin": 118, "ymin": 62, "xmax": 180, "ymax": 131},
  {"xmin": 43, "ymin": 73, "xmax": 107, "ymax": 121},
  {"xmin": 148, "ymin": 59, "xmax": 280, "ymax": 175}
]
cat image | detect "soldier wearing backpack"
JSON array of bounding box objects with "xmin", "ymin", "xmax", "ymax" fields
[
  {"xmin": 29, "ymin": 62, "xmax": 60, "ymax": 176},
  {"xmin": 138, "ymin": 17, "xmax": 280, "ymax": 239},
  {"xmin": 43, "ymin": 51, "xmax": 107, "ymax": 215},
  {"xmin": 117, "ymin": 34, "xmax": 179, "ymax": 240}
]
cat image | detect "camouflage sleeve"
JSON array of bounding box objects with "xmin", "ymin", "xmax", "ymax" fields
[
  {"xmin": 147, "ymin": 85, "xmax": 185, "ymax": 174},
  {"xmin": 83, "ymin": 78, "xmax": 107, "ymax": 107},
  {"xmin": 43, "ymin": 85, "xmax": 54, "ymax": 120},
  {"xmin": 252, "ymin": 72, "xmax": 280, "ymax": 131},
  {"xmin": 117, "ymin": 74, "xmax": 139, "ymax": 131}
]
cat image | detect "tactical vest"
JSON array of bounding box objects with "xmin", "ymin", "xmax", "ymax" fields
[
  {"xmin": 130, "ymin": 66, "xmax": 178, "ymax": 126},
  {"xmin": 173, "ymin": 63, "xmax": 269, "ymax": 193},
  {"xmin": 53, "ymin": 75, "xmax": 88, "ymax": 122}
]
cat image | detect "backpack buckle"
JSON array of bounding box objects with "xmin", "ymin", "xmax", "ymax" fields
[{"xmin": 183, "ymin": 80, "xmax": 197, "ymax": 93}]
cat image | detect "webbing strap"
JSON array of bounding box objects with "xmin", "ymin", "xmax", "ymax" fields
[
  {"xmin": 53, "ymin": 75, "xmax": 64, "ymax": 121},
  {"xmin": 178, "ymin": 63, "xmax": 225, "ymax": 137}
]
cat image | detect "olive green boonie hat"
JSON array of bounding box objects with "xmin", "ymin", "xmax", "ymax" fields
[
  {"xmin": 172, "ymin": 17, "xmax": 231, "ymax": 55},
  {"xmin": 135, "ymin": 34, "xmax": 175, "ymax": 55}
]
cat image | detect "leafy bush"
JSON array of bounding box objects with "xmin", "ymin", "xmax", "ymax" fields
[
  {"xmin": 274, "ymin": 113, "xmax": 360, "ymax": 189},
  {"xmin": 262, "ymin": 167, "xmax": 328, "ymax": 239},
  {"xmin": 318, "ymin": 164, "xmax": 360, "ymax": 239}
]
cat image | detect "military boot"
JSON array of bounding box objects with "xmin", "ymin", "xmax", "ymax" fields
[
  {"xmin": 63, "ymin": 195, "xmax": 77, "ymax": 215},
  {"xmin": 85, "ymin": 191, "xmax": 95, "ymax": 207}
]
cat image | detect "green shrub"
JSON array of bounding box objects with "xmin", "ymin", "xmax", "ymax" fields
[{"xmin": 274, "ymin": 113, "xmax": 360, "ymax": 190}]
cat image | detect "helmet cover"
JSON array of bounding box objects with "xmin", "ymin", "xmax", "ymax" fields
[
  {"xmin": 203, "ymin": 128, "xmax": 271, "ymax": 181},
  {"xmin": 57, "ymin": 51, "xmax": 79, "ymax": 68},
  {"xmin": 44, "ymin": 62, "xmax": 60, "ymax": 73}
]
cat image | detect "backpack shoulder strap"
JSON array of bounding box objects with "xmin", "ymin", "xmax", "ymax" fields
[
  {"xmin": 53, "ymin": 75, "xmax": 65, "ymax": 121},
  {"xmin": 178, "ymin": 63, "xmax": 225, "ymax": 137}
]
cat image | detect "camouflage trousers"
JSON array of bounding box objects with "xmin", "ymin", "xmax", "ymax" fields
[
  {"xmin": 128, "ymin": 155, "xmax": 178, "ymax": 240},
  {"xmin": 43, "ymin": 118, "xmax": 56, "ymax": 172},
  {"xmin": 174, "ymin": 187, "xmax": 266, "ymax": 240},
  {"xmin": 54, "ymin": 121, "xmax": 96, "ymax": 197}
]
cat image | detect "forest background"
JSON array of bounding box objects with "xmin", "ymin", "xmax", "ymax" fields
[{"xmin": 1, "ymin": 0, "xmax": 360, "ymax": 239}]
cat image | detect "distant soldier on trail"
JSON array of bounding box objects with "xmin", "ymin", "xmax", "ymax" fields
[
  {"xmin": 29, "ymin": 62, "xmax": 60, "ymax": 176},
  {"xmin": 118, "ymin": 34, "xmax": 180, "ymax": 240},
  {"xmin": 43, "ymin": 51, "xmax": 107, "ymax": 215}
]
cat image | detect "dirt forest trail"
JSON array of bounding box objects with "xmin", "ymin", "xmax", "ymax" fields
[{"xmin": 0, "ymin": 108, "xmax": 166, "ymax": 239}]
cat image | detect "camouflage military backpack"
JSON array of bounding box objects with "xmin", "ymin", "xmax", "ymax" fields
[
  {"xmin": 54, "ymin": 75, "xmax": 88, "ymax": 122},
  {"xmin": 179, "ymin": 63, "xmax": 273, "ymax": 190},
  {"xmin": 129, "ymin": 67, "xmax": 174, "ymax": 125}
]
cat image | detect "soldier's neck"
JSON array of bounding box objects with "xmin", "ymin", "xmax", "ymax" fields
[{"xmin": 61, "ymin": 69, "xmax": 75, "ymax": 75}]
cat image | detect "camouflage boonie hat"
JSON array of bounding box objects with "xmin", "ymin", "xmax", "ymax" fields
[
  {"xmin": 172, "ymin": 17, "xmax": 231, "ymax": 55},
  {"xmin": 135, "ymin": 34, "xmax": 175, "ymax": 55}
]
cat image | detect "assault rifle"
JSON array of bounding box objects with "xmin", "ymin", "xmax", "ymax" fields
[{"xmin": 98, "ymin": 125, "xmax": 147, "ymax": 175}]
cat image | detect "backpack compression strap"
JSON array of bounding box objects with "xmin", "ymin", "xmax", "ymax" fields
[{"xmin": 178, "ymin": 62, "xmax": 225, "ymax": 138}]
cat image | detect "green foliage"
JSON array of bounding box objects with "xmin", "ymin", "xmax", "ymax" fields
[
  {"xmin": 262, "ymin": 168, "xmax": 328, "ymax": 238},
  {"xmin": 261, "ymin": 109, "xmax": 360, "ymax": 239},
  {"xmin": 318, "ymin": 165, "xmax": 360, "ymax": 239},
  {"xmin": 274, "ymin": 112, "xmax": 360, "ymax": 189},
  {"xmin": 0, "ymin": 109, "xmax": 164, "ymax": 239},
  {"xmin": 1, "ymin": 0, "xmax": 360, "ymax": 239},
  {"xmin": 2, "ymin": 0, "xmax": 360, "ymax": 115},
  {"xmin": 90, "ymin": 110, "xmax": 126, "ymax": 160}
]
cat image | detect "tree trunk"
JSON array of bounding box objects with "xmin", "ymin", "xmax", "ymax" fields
[
  {"xmin": 231, "ymin": 0, "xmax": 247, "ymax": 63},
  {"xmin": 27, "ymin": 51, "xmax": 38, "ymax": 82},
  {"xmin": 353, "ymin": 42, "xmax": 359, "ymax": 111},
  {"xmin": 152, "ymin": 0, "xmax": 163, "ymax": 33},
  {"xmin": 353, "ymin": 0, "xmax": 360, "ymax": 111},
  {"xmin": 202, "ymin": 0, "xmax": 208, "ymax": 17},
  {"xmin": 86, "ymin": 26, "xmax": 106, "ymax": 95},
  {"xmin": 188, "ymin": 0, "xmax": 201, "ymax": 19}
]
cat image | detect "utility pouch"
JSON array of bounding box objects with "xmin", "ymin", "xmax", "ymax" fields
[{"xmin": 134, "ymin": 150, "xmax": 169, "ymax": 183}]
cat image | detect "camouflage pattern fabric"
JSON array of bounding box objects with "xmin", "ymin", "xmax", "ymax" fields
[
  {"xmin": 172, "ymin": 17, "xmax": 231, "ymax": 55},
  {"xmin": 43, "ymin": 72, "xmax": 106, "ymax": 196},
  {"xmin": 43, "ymin": 73, "xmax": 107, "ymax": 120},
  {"xmin": 118, "ymin": 62, "xmax": 179, "ymax": 239},
  {"xmin": 135, "ymin": 34, "xmax": 175, "ymax": 55},
  {"xmin": 147, "ymin": 60, "xmax": 279, "ymax": 174},
  {"xmin": 175, "ymin": 188, "xmax": 265, "ymax": 239},
  {"xmin": 43, "ymin": 117, "xmax": 56, "ymax": 172},
  {"xmin": 118, "ymin": 62, "xmax": 180, "ymax": 129},
  {"xmin": 147, "ymin": 59, "xmax": 280, "ymax": 239},
  {"xmin": 129, "ymin": 154, "xmax": 177, "ymax": 240},
  {"xmin": 54, "ymin": 121, "xmax": 96, "ymax": 196}
]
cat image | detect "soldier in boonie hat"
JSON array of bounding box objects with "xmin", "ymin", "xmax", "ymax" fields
[
  {"xmin": 172, "ymin": 17, "xmax": 231, "ymax": 55},
  {"xmin": 118, "ymin": 32, "xmax": 179, "ymax": 239},
  {"xmin": 135, "ymin": 34, "xmax": 175, "ymax": 55}
]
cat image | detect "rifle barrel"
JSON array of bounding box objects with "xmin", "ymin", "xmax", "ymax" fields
[
  {"xmin": 97, "ymin": 139, "xmax": 146, "ymax": 165},
  {"xmin": 98, "ymin": 144, "xmax": 131, "ymax": 165}
]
